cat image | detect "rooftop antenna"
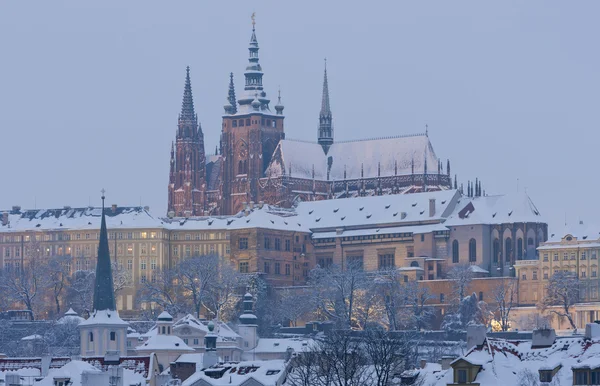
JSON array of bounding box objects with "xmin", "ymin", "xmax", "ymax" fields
[
  {"xmin": 425, "ymin": 124, "xmax": 429, "ymax": 136},
  {"xmin": 516, "ymin": 178, "xmax": 519, "ymax": 192}
]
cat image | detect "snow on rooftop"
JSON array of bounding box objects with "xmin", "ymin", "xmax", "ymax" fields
[
  {"xmin": 296, "ymin": 189, "xmax": 459, "ymax": 231},
  {"xmin": 136, "ymin": 334, "xmax": 194, "ymax": 352},
  {"xmin": 444, "ymin": 191, "xmax": 544, "ymax": 226},
  {"xmin": 181, "ymin": 360, "xmax": 287, "ymax": 386},
  {"xmin": 79, "ymin": 309, "xmax": 128, "ymax": 327},
  {"xmin": 265, "ymin": 133, "xmax": 439, "ymax": 180}
]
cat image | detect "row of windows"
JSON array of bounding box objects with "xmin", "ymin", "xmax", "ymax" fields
[
  {"xmin": 172, "ymin": 244, "xmax": 229, "ymax": 256},
  {"xmin": 230, "ymin": 118, "xmax": 277, "ymax": 128},
  {"xmin": 263, "ymin": 262, "xmax": 292, "ymax": 275},
  {"xmin": 543, "ymin": 251, "xmax": 599, "ymax": 261},
  {"xmin": 172, "ymin": 232, "xmax": 228, "ymax": 241},
  {"xmin": 263, "ymin": 237, "xmax": 291, "ymax": 251}
]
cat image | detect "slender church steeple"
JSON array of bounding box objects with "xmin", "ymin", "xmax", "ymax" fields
[
  {"xmin": 318, "ymin": 59, "xmax": 333, "ymax": 152},
  {"xmin": 225, "ymin": 72, "xmax": 237, "ymax": 114},
  {"xmin": 93, "ymin": 190, "xmax": 116, "ymax": 311},
  {"xmin": 180, "ymin": 66, "xmax": 196, "ymax": 122}
]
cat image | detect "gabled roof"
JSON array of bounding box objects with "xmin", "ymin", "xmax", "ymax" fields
[
  {"xmin": 265, "ymin": 133, "xmax": 439, "ymax": 180},
  {"xmin": 444, "ymin": 191, "xmax": 544, "ymax": 226}
]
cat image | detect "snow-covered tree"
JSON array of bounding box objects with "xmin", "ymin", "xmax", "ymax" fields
[
  {"xmin": 308, "ymin": 260, "xmax": 368, "ymax": 329},
  {"xmin": 136, "ymin": 268, "xmax": 185, "ymax": 318},
  {"xmin": 404, "ymin": 281, "xmax": 435, "ymax": 330},
  {"xmin": 373, "ymin": 268, "xmax": 406, "ymax": 330},
  {"xmin": 66, "ymin": 270, "xmax": 95, "ymax": 317},
  {"xmin": 47, "ymin": 255, "xmax": 72, "ymax": 317},
  {"xmin": 516, "ymin": 368, "xmax": 539, "ymax": 386},
  {"xmin": 363, "ymin": 329, "xmax": 410, "ymax": 386},
  {"xmin": 442, "ymin": 293, "xmax": 485, "ymax": 332},
  {"xmin": 0, "ymin": 237, "xmax": 50, "ymax": 319},
  {"xmin": 493, "ymin": 279, "xmax": 517, "ymax": 331},
  {"xmin": 540, "ymin": 271, "xmax": 579, "ymax": 329},
  {"xmin": 447, "ymin": 264, "xmax": 474, "ymax": 302},
  {"xmin": 203, "ymin": 257, "xmax": 246, "ymax": 322},
  {"xmin": 111, "ymin": 260, "xmax": 132, "ymax": 297},
  {"xmin": 275, "ymin": 288, "xmax": 313, "ymax": 327}
]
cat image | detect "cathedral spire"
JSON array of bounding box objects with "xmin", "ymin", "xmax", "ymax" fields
[
  {"xmin": 225, "ymin": 72, "xmax": 237, "ymax": 114},
  {"xmin": 181, "ymin": 66, "xmax": 195, "ymax": 121},
  {"xmin": 238, "ymin": 13, "xmax": 270, "ymax": 111},
  {"xmin": 318, "ymin": 59, "xmax": 333, "ymax": 151},
  {"xmin": 93, "ymin": 190, "xmax": 116, "ymax": 312}
]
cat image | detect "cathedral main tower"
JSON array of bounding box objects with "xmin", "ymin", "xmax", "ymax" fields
[
  {"xmin": 220, "ymin": 18, "xmax": 285, "ymax": 214},
  {"xmin": 167, "ymin": 67, "xmax": 207, "ymax": 217}
]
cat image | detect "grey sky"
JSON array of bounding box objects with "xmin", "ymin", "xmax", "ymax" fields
[{"xmin": 0, "ymin": 1, "xmax": 597, "ymax": 231}]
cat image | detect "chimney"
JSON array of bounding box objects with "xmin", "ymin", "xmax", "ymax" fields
[
  {"xmin": 144, "ymin": 205, "xmax": 150, "ymax": 212},
  {"xmin": 111, "ymin": 204, "xmax": 117, "ymax": 214},
  {"xmin": 466, "ymin": 324, "xmax": 486, "ymax": 350},
  {"xmin": 585, "ymin": 323, "xmax": 600, "ymax": 340},
  {"xmin": 429, "ymin": 198, "xmax": 436, "ymax": 217},
  {"xmin": 63, "ymin": 205, "xmax": 71, "ymax": 210},
  {"xmin": 580, "ymin": 220, "xmax": 584, "ymax": 225},
  {"xmin": 258, "ymin": 201, "xmax": 264, "ymax": 209},
  {"xmin": 249, "ymin": 201, "xmax": 255, "ymax": 209},
  {"xmin": 12, "ymin": 205, "xmax": 21, "ymax": 213},
  {"xmin": 420, "ymin": 359, "xmax": 427, "ymax": 369},
  {"xmin": 167, "ymin": 210, "xmax": 175, "ymax": 219},
  {"xmin": 532, "ymin": 327, "xmax": 556, "ymax": 348},
  {"xmin": 440, "ymin": 356, "xmax": 456, "ymax": 370},
  {"xmin": 1, "ymin": 212, "xmax": 8, "ymax": 227}
]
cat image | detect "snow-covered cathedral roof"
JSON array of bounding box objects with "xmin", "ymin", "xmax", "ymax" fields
[{"xmin": 265, "ymin": 133, "xmax": 439, "ymax": 180}]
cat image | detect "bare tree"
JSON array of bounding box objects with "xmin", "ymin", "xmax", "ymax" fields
[
  {"xmin": 176, "ymin": 254, "xmax": 219, "ymax": 318},
  {"xmin": 67, "ymin": 270, "xmax": 95, "ymax": 317},
  {"xmin": 320, "ymin": 330, "xmax": 368, "ymax": 386},
  {"xmin": 308, "ymin": 260, "xmax": 367, "ymax": 329},
  {"xmin": 275, "ymin": 288, "xmax": 313, "ymax": 327},
  {"xmin": 47, "ymin": 255, "xmax": 72, "ymax": 317},
  {"xmin": 203, "ymin": 257, "xmax": 246, "ymax": 321},
  {"xmin": 540, "ymin": 271, "xmax": 579, "ymax": 329},
  {"xmin": 136, "ymin": 268, "xmax": 185, "ymax": 317},
  {"xmin": 0, "ymin": 237, "xmax": 49, "ymax": 319},
  {"xmin": 373, "ymin": 268, "xmax": 406, "ymax": 331},
  {"xmin": 493, "ymin": 279, "xmax": 517, "ymax": 331},
  {"xmin": 111, "ymin": 261, "xmax": 132, "ymax": 297},
  {"xmin": 286, "ymin": 348, "xmax": 322, "ymax": 386},
  {"xmin": 363, "ymin": 329, "xmax": 409, "ymax": 386},
  {"xmin": 516, "ymin": 368, "xmax": 539, "ymax": 386},
  {"xmin": 404, "ymin": 281, "xmax": 435, "ymax": 330},
  {"xmin": 447, "ymin": 264, "xmax": 474, "ymax": 302}
]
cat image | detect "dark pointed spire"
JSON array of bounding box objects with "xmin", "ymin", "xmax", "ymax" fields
[
  {"xmin": 238, "ymin": 13, "xmax": 270, "ymax": 111},
  {"xmin": 454, "ymin": 174, "xmax": 458, "ymax": 189},
  {"xmin": 447, "ymin": 159, "xmax": 451, "ymax": 176},
  {"xmin": 318, "ymin": 59, "xmax": 333, "ymax": 151},
  {"xmin": 181, "ymin": 66, "xmax": 195, "ymax": 121},
  {"xmin": 93, "ymin": 190, "xmax": 116, "ymax": 311},
  {"xmin": 225, "ymin": 72, "xmax": 237, "ymax": 114}
]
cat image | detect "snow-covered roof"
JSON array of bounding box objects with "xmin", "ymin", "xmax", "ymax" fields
[
  {"xmin": 444, "ymin": 191, "xmax": 544, "ymax": 226},
  {"xmin": 171, "ymin": 314, "xmax": 241, "ymax": 342},
  {"xmin": 311, "ymin": 223, "xmax": 449, "ymax": 239},
  {"xmin": 265, "ymin": 133, "xmax": 439, "ymax": 180},
  {"xmin": 136, "ymin": 334, "xmax": 194, "ymax": 353},
  {"xmin": 296, "ymin": 189, "xmax": 460, "ymax": 231},
  {"xmin": 0, "ymin": 206, "xmax": 163, "ymax": 233},
  {"xmin": 79, "ymin": 309, "xmax": 128, "ymax": 327},
  {"xmin": 545, "ymin": 222, "xmax": 600, "ymax": 243},
  {"xmin": 253, "ymin": 338, "xmax": 311, "ymax": 354},
  {"xmin": 33, "ymin": 360, "xmax": 101, "ymax": 386},
  {"xmin": 58, "ymin": 308, "xmax": 85, "ymax": 325},
  {"xmin": 422, "ymin": 333, "xmax": 600, "ymax": 385},
  {"xmin": 182, "ymin": 360, "xmax": 287, "ymax": 386}
]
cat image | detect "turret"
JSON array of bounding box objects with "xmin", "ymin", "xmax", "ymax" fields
[{"xmin": 238, "ymin": 293, "xmax": 258, "ymax": 350}]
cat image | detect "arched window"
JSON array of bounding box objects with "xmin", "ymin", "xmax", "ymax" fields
[
  {"xmin": 493, "ymin": 239, "xmax": 500, "ymax": 263},
  {"xmin": 517, "ymin": 238, "xmax": 523, "ymax": 259},
  {"xmin": 110, "ymin": 331, "xmax": 116, "ymax": 341},
  {"xmin": 505, "ymin": 237, "xmax": 513, "ymax": 262},
  {"xmin": 162, "ymin": 326, "xmax": 166, "ymax": 334},
  {"xmin": 410, "ymin": 261, "xmax": 420, "ymax": 267},
  {"xmin": 89, "ymin": 332, "xmax": 94, "ymax": 342},
  {"xmin": 244, "ymin": 160, "xmax": 248, "ymax": 174},
  {"xmin": 469, "ymin": 239, "xmax": 477, "ymax": 262},
  {"xmin": 238, "ymin": 160, "xmax": 243, "ymax": 175},
  {"xmin": 452, "ymin": 240, "xmax": 459, "ymax": 263}
]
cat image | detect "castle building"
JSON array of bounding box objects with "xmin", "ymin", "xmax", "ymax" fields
[{"xmin": 167, "ymin": 21, "xmax": 453, "ymax": 217}]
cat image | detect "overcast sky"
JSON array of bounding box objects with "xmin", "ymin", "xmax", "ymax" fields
[{"xmin": 0, "ymin": 1, "xmax": 597, "ymax": 231}]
